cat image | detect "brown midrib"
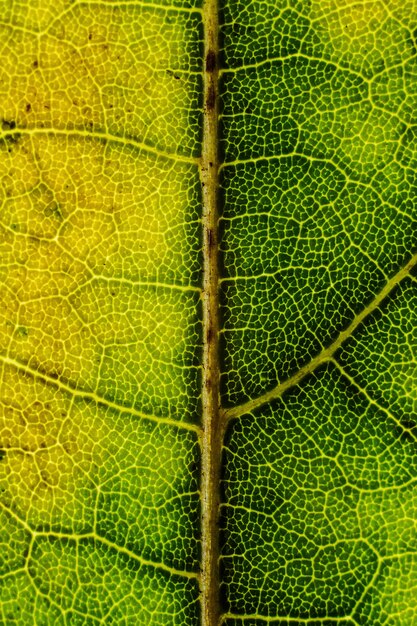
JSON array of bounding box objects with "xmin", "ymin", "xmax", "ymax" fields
[{"xmin": 200, "ymin": 0, "xmax": 222, "ymax": 624}]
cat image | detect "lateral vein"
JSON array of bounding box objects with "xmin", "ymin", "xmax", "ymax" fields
[
  {"xmin": 330, "ymin": 358, "xmax": 417, "ymax": 442},
  {"xmin": 0, "ymin": 128, "xmax": 198, "ymax": 164},
  {"xmin": 0, "ymin": 355, "xmax": 200, "ymax": 434},
  {"xmin": 220, "ymin": 614, "xmax": 355, "ymax": 624},
  {"xmin": 223, "ymin": 251, "xmax": 417, "ymax": 421}
]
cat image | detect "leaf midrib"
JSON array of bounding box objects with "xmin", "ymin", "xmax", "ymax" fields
[{"xmin": 200, "ymin": 0, "xmax": 222, "ymax": 624}]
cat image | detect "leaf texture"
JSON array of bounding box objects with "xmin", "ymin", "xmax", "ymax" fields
[{"xmin": 0, "ymin": 0, "xmax": 417, "ymax": 624}]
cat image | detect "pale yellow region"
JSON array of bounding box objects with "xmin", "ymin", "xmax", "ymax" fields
[
  {"xmin": 34, "ymin": 136, "xmax": 193, "ymax": 281},
  {"xmin": 1, "ymin": 134, "xmax": 194, "ymax": 281},
  {"xmin": 0, "ymin": 128, "xmax": 195, "ymax": 392},
  {"xmin": 0, "ymin": 364, "xmax": 100, "ymax": 527},
  {"xmin": 73, "ymin": 280, "xmax": 195, "ymax": 412},
  {"xmin": 311, "ymin": 0, "xmax": 413, "ymax": 73},
  {"xmin": 0, "ymin": 1, "xmax": 195, "ymax": 154},
  {"xmin": 0, "ymin": 133, "xmax": 97, "ymax": 388},
  {"xmin": 0, "ymin": 136, "xmax": 39, "ymax": 199},
  {"xmin": 3, "ymin": 0, "xmax": 68, "ymax": 31}
]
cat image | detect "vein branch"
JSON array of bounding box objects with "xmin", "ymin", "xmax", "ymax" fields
[
  {"xmin": 223, "ymin": 251, "xmax": 417, "ymax": 421},
  {"xmin": 330, "ymin": 358, "xmax": 417, "ymax": 441},
  {"xmin": 0, "ymin": 501, "xmax": 198, "ymax": 580}
]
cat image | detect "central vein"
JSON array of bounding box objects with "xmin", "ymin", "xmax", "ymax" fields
[{"xmin": 200, "ymin": 0, "xmax": 221, "ymax": 623}]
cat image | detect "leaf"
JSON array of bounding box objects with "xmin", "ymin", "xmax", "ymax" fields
[{"xmin": 0, "ymin": 0, "xmax": 416, "ymax": 624}]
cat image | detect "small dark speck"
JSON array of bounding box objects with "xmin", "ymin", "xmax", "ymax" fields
[
  {"xmin": 206, "ymin": 50, "xmax": 216, "ymax": 72},
  {"xmin": 206, "ymin": 84, "xmax": 215, "ymax": 111},
  {"xmin": 26, "ymin": 103, "xmax": 32, "ymax": 112},
  {"xmin": 167, "ymin": 69, "xmax": 181, "ymax": 80},
  {"xmin": 88, "ymin": 33, "xmax": 93, "ymax": 40},
  {"xmin": 2, "ymin": 120, "xmax": 16, "ymax": 131},
  {"xmin": 207, "ymin": 228, "xmax": 214, "ymax": 248},
  {"xmin": 206, "ymin": 327, "xmax": 213, "ymax": 343},
  {"xmin": 2, "ymin": 119, "xmax": 21, "ymax": 148},
  {"xmin": 33, "ymin": 60, "xmax": 39, "ymax": 68}
]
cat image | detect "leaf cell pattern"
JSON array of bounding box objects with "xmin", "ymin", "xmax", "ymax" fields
[{"xmin": 0, "ymin": 0, "xmax": 416, "ymax": 624}]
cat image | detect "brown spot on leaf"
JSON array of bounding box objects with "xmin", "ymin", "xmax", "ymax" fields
[
  {"xmin": 206, "ymin": 84, "xmax": 215, "ymax": 111},
  {"xmin": 206, "ymin": 327, "xmax": 213, "ymax": 343},
  {"xmin": 207, "ymin": 228, "xmax": 214, "ymax": 249},
  {"xmin": 206, "ymin": 50, "xmax": 216, "ymax": 72}
]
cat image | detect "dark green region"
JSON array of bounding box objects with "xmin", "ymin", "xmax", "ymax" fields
[
  {"xmin": 338, "ymin": 277, "xmax": 417, "ymax": 423},
  {"xmin": 220, "ymin": 57, "xmax": 355, "ymax": 161},
  {"xmin": 219, "ymin": 27, "xmax": 417, "ymax": 405},
  {"xmin": 220, "ymin": 0, "xmax": 310, "ymax": 67},
  {"xmin": 219, "ymin": 153, "xmax": 417, "ymax": 405},
  {"xmin": 220, "ymin": 363, "xmax": 417, "ymax": 620},
  {"xmin": 95, "ymin": 419, "xmax": 200, "ymax": 572}
]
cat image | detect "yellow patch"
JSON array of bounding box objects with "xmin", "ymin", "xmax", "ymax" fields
[
  {"xmin": 0, "ymin": 364, "xmax": 97, "ymax": 527},
  {"xmin": 0, "ymin": 0, "xmax": 200, "ymax": 525},
  {"xmin": 0, "ymin": 2, "xmax": 198, "ymax": 154}
]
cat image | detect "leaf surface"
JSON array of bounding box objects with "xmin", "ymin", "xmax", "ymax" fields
[{"xmin": 1, "ymin": 0, "xmax": 417, "ymax": 624}]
